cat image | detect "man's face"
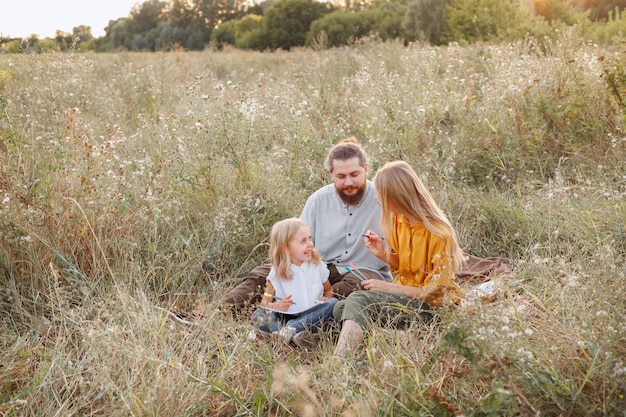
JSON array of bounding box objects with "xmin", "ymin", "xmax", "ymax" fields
[{"xmin": 331, "ymin": 156, "xmax": 368, "ymax": 205}]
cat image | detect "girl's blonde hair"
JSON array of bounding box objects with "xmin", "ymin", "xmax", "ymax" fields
[
  {"xmin": 269, "ymin": 218, "xmax": 322, "ymax": 280},
  {"xmin": 374, "ymin": 161, "xmax": 465, "ymax": 272}
]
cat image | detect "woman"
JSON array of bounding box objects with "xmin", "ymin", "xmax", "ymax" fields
[{"xmin": 332, "ymin": 160, "xmax": 464, "ymax": 357}]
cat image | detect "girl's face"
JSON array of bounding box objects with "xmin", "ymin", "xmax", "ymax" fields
[{"xmin": 287, "ymin": 225, "xmax": 314, "ymax": 266}]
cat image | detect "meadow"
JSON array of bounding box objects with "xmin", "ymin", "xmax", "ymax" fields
[{"xmin": 1, "ymin": 30, "xmax": 625, "ymax": 416}]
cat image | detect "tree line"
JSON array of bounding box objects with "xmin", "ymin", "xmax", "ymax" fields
[{"xmin": 3, "ymin": 0, "xmax": 626, "ymax": 53}]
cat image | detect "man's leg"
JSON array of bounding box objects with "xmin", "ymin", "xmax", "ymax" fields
[
  {"xmin": 327, "ymin": 265, "xmax": 361, "ymax": 298},
  {"xmin": 222, "ymin": 263, "xmax": 271, "ymax": 311},
  {"xmin": 327, "ymin": 265, "xmax": 384, "ymax": 299}
]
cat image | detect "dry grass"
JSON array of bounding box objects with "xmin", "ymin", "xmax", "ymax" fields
[{"xmin": 1, "ymin": 34, "xmax": 625, "ymax": 415}]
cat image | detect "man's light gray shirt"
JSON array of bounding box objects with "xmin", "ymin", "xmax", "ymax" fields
[{"xmin": 300, "ymin": 180, "xmax": 392, "ymax": 281}]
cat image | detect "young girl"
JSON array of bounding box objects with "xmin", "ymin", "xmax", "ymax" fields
[
  {"xmin": 252, "ymin": 218, "xmax": 338, "ymax": 345},
  {"xmin": 333, "ymin": 160, "xmax": 465, "ymax": 356}
]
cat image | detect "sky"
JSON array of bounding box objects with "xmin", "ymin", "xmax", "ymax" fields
[{"xmin": 0, "ymin": 1, "xmax": 141, "ymax": 39}]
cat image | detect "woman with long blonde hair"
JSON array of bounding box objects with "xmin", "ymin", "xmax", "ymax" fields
[{"xmin": 333, "ymin": 161, "xmax": 465, "ymax": 356}]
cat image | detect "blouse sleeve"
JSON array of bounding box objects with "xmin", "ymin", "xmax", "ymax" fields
[
  {"xmin": 424, "ymin": 235, "xmax": 461, "ymax": 306},
  {"xmin": 391, "ymin": 215, "xmax": 461, "ymax": 305}
]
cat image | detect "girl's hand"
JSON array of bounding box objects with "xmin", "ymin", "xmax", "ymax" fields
[
  {"xmin": 275, "ymin": 296, "xmax": 293, "ymax": 312},
  {"xmin": 363, "ymin": 230, "xmax": 385, "ymax": 259}
]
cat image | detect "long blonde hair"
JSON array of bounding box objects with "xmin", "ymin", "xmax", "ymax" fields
[
  {"xmin": 269, "ymin": 218, "xmax": 322, "ymax": 280},
  {"xmin": 374, "ymin": 161, "xmax": 465, "ymax": 272}
]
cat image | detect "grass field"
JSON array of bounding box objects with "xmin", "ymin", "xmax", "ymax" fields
[{"xmin": 1, "ymin": 33, "xmax": 625, "ymax": 416}]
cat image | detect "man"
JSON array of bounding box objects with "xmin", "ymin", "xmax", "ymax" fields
[{"xmin": 222, "ymin": 137, "xmax": 391, "ymax": 311}]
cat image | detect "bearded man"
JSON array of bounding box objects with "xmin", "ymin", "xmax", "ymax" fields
[{"xmin": 223, "ymin": 137, "xmax": 391, "ymax": 311}]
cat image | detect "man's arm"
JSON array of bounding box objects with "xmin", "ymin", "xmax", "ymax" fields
[{"xmin": 221, "ymin": 263, "xmax": 271, "ymax": 311}]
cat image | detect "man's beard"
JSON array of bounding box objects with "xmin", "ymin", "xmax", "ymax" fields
[{"xmin": 337, "ymin": 184, "xmax": 366, "ymax": 206}]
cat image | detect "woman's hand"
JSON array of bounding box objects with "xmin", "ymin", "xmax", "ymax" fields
[
  {"xmin": 363, "ymin": 230, "xmax": 385, "ymax": 259},
  {"xmin": 360, "ymin": 279, "xmax": 392, "ymax": 292}
]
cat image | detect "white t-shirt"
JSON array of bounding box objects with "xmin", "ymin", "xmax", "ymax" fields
[{"xmin": 267, "ymin": 261, "xmax": 330, "ymax": 314}]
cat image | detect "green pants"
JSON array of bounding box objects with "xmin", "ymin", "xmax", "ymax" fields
[{"xmin": 333, "ymin": 290, "xmax": 433, "ymax": 331}]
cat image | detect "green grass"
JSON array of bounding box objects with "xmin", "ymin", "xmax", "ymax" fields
[{"xmin": 1, "ymin": 34, "xmax": 625, "ymax": 416}]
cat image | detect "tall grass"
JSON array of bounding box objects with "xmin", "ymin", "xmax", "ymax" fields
[{"xmin": 1, "ymin": 33, "xmax": 625, "ymax": 415}]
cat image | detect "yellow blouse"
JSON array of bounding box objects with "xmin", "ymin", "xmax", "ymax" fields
[{"xmin": 390, "ymin": 214, "xmax": 463, "ymax": 306}]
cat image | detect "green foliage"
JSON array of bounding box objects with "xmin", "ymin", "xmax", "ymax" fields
[
  {"xmin": 1, "ymin": 36, "xmax": 625, "ymax": 416},
  {"xmin": 578, "ymin": 6, "xmax": 626, "ymax": 43},
  {"xmin": 11, "ymin": 0, "xmax": 626, "ymax": 53},
  {"xmin": 234, "ymin": 16, "xmax": 268, "ymax": 50},
  {"xmin": 211, "ymin": 20, "xmax": 238, "ymax": 48},
  {"xmin": 533, "ymin": 0, "xmax": 581, "ymax": 24},
  {"xmin": 211, "ymin": 15, "xmax": 268, "ymax": 50},
  {"xmin": 442, "ymin": 0, "xmax": 548, "ymax": 44},
  {"xmin": 32, "ymin": 38, "xmax": 60, "ymax": 52},
  {"xmin": 364, "ymin": 2, "xmax": 408, "ymax": 41},
  {"xmin": 600, "ymin": 39, "xmax": 626, "ymax": 125},
  {"xmin": 306, "ymin": 10, "xmax": 371, "ymax": 47},
  {"xmin": 306, "ymin": 2, "xmax": 406, "ymax": 48},
  {"xmin": 263, "ymin": 0, "xmax": 333, "ymax": 50},
  {"xmin": 404, "ymin": 0, "xmax": 452, "ymax": 44},
  {"xmin": 583, "ymin": 0, "xmax": 626, "ymax": 20}
]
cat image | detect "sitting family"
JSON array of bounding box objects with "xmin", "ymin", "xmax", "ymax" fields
[{"xmin": 223, "ymin": 137, "xmax": 507, "ymax": 356}]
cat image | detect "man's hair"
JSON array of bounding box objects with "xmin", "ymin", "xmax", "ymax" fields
[{"xmin": 325, "ymin": 137, "xmax": 368, "ymax": 172}]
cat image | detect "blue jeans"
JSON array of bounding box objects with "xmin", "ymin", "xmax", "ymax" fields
[{"xmin": 252, "ymin": 298, "xmax": 339, "ymax": 333}]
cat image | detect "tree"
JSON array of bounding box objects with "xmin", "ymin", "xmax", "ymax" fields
[
  {"xmin": 404, "ymin": 0, "xmax": 452, "ymax": 44},
  {"xmin": 130, "ymin": 0, "xmax": 168, "ymax": 34},
  {"xmin": 442, "ymin": 0, "xmax": 542, "ymax": 44},
  {"xmin": 581, "ymin": 0, "xmax": 626, "ymax": 20},
  {"xmin": 189, "ymin": 0, "xmax": 249, "ymax": 45},
  {"xmin": 263, "ymin": 0, "xmax": 333, "ymax": 49},
  {"xmin": 306, "ymin": 10, "xmax": 371, "ymax": 47},
  {"xmin": 104, "ymin": 18, "xmax": 132, "ymax": 50},
  {"xmin": 366, "ymin": 1, "xmax": 407, "ymax": 41},
  {"xmin": 211, "ymin": 20, "xmax": 238, "ymax": 48},
  {"xmin": 533, "ymin": 0, "xmax": 579, "ymax": 24}
]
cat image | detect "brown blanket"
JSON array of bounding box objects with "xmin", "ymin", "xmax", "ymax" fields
[{"xmin": 457, "ymin": 254, "xmax": 515, "ymax": 286}]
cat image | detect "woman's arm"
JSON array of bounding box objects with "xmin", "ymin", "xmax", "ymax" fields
[
  {"xmin": 360, "ymin": 279, "xmax": 425, "ymax": 300},
  {"xmin": 363, "ymin": 230, "xmax": 399, "ymax": 270}
]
